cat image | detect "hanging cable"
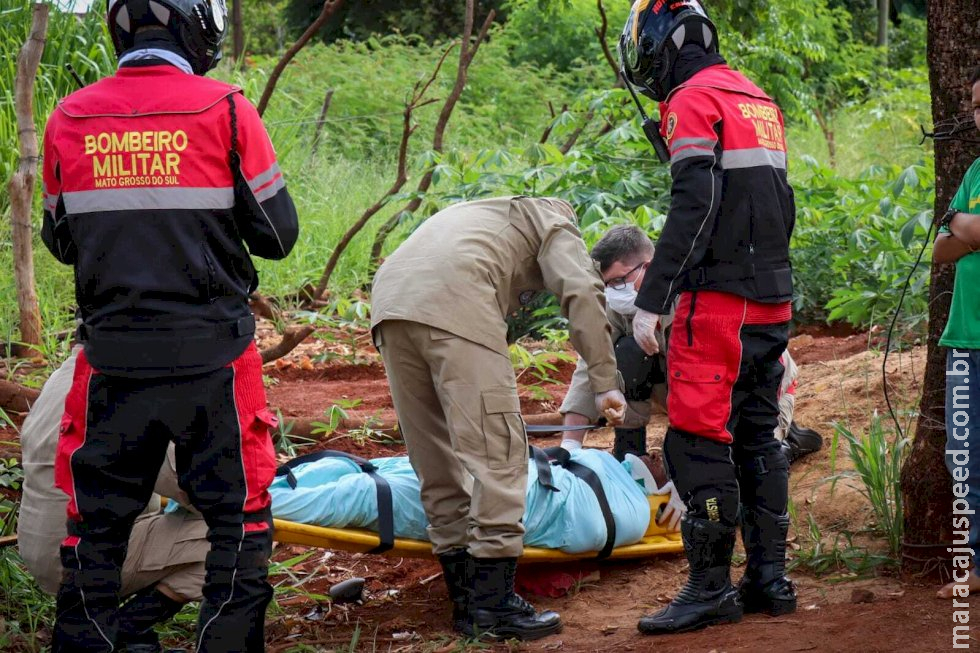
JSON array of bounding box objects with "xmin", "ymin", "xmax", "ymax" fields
[{"xmin": 882, "ymin": 218, "xmax": 935, "ymax": 440}]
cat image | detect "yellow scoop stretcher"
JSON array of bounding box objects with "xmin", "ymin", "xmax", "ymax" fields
[{"xmin": 272, "ymin": 495, "xmax": 683, "ymax": 562}]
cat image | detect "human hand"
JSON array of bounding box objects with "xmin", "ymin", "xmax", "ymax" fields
[
  {"xmin": 594, "ymin": 389, "xmax": 627, "ymax": 426},
  {"xmin": 632, "ymin": 309, "xmax": 661, "ymax": 355},
  {"xmin": 653, "ymin": 481, "xmax": 685, "ymax": 531}
]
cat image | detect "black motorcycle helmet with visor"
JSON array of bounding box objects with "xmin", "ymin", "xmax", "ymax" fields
[
  {"xmin": 619, "ymin": 0, "xmax": 719, "ymax": 102},
  {"xmin": 106, "ymin": 0, "xmax": 227, "ymax": 75}
]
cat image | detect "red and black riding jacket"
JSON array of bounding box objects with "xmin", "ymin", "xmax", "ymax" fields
[
  {"xmin": 636, "ymin": 64, "xmax": 795, "ymax": 316},
  {"xmin": 41, "ymin": 62, "xmax": 298, "ymax": 377}
]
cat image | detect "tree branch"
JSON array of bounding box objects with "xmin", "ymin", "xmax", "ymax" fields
[
  {"xmin": 539, "ymin": 103, "xmax": 568, "ymax": 145},
  {"xmin": 0, "ymin": 378, "xmax": 40, "ymax": 413},
  {"xmin": 307, "ymin": 46, "xmax": 453, "ymax": 301},
  {"xmin": 257, "ymin": 0, "xmax": 345, "ymax": 116},
  {"xmin": 368, "ymin": 2, "xmax": 496, "ymax": 268},
  {"xmin": 595, "ymin": 0, "xmax": 622, "ymax": 86},
  {"xmin": 260, "ymin": 325, "xmax": 316, "ymax": 364},
  {"xmin": 310, "ymin": 88, "xmax": 335, "ymax": 157}
]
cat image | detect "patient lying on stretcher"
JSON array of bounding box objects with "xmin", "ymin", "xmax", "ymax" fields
[{"xmin": 267, "ymin": 448, "xmax": 683, "ymax": 555}]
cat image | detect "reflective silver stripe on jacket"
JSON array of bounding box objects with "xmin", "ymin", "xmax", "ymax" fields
[
  {"xmin": 720, "ymin": 147, "xmax": 787, "ymax": 170},
  {"xmin": 669, "ymin": 137, "xmax": 717, "ymax": 165},
  {"xmin": 62, "ymin": 187, "xmax": 234, "ymax": 213}
]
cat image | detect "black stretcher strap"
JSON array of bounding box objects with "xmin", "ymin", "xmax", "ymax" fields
[
  {"xmin": 524, "ymin": 423, "xmax": 600, "ymax": 433},
  {"xmin": 275, "ymin": 450, "xmax": 394, "ymax": 554},
  {"xmin": 542, "ymin": 446, "xmax": 617, "ymax": 559},
  {"xmin": 529, "ymin": 445, "xmax": 559, "ymax": 492}
]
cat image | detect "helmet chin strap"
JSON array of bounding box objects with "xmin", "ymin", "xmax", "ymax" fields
[{"xmin": 622, "ymin": 71, "xmax": 671, "ymax": 163}]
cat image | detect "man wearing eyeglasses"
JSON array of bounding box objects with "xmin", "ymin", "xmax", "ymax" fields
[{"xmin": 558, "ymin": 225, "xmax": 667, "ymax": 460}]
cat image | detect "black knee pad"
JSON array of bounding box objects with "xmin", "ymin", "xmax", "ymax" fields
[
  {"xmin": 736, "ymin": 447, "xmax": 789, "ymax": 514},
  {"xmin": 663, "ymin": 428, "xmax": 739, "ymax": 526}
]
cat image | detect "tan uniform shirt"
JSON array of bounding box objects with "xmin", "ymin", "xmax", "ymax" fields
[{"xmin": 372, "ymin": 196, "xmax": 619, "ymax": 392}]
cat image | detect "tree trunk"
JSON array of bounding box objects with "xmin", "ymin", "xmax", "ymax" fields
[
  {"xmin": 7, "ymin": 3, "xmax": 48, "ymax": 358},
  {"xmin": 900, "ymin": 0, "xmax": 980, "ymax": 578},
  {"xmin": 232, "ymin": 0, "xmax": 244, "ymax": 63},
  {"xmin": 877, "ymin": 0, "xmax": 890, "ymax": 48}
]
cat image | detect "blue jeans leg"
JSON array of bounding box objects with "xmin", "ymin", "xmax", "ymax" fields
[{"xmin": 945, "ymin": 348, "xmax": 980, "ymax": 569}]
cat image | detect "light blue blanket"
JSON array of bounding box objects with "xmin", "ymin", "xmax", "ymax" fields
[{"xmin": 268, "ymin": 450, "xmax": 650, "ymax": 554}]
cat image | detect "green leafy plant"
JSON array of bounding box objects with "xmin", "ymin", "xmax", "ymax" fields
[
  {"xmin": 792, "ymin": 159, "xmax": 934, "ymax": 331},
  {"xmin": 0, "ymin": 456, "xmax": 24, "ymax": 536},
  {"xmin": 311, "ymin": 399, "xmax": 359, "ymax": 437},
  {"xmin": 0, "ymin": 457, "xmax": 23, "ymax": 491},
  {"xmin": 346, "ymin": 415, "xmax": 399, "ymax": 447},
  {"xmin": 829, "ymin": 415, "xmax": 909, "ymax": 559},
  {"xmin": 509, "ymin": 342, "xmax": 574, "ymax": 386},
  {"xmin": 298, "ymin": 298, "xmax": 373, "ymax": 366},
  {"xmin": 274, "ymin": 409, "xmax": 316, "ymax": 458}
]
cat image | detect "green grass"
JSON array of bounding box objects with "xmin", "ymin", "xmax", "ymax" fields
[
  {"xmin": 0, "ymin": 548, "xmax": 55, "ymax": 652},
  {"xmin": 829, "ymin": 415, "xmax": 909, "ymax": 559}
]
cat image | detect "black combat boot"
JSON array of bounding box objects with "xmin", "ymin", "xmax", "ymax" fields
[
  {"xmin": 780, "ymin": 422, "xmax": 823, "ymax": 464},
  {"xmin": 613, "ymin": 427, "xmax": 647, "ymax": 461},
  {"xmin": 115, "ymin": 585, "xmax": 184, "ymax": 652},
  {"xmin": 637, "ymin": 516, "xmax": 742, "ymax": 634},
  {"xmin": 738, "ymin": 506, "xmax": 797, "ymax": 615},
  {"xmin": 465, "ymin": 557, "xmax": 562, "ymax": 641},
  {"xmin": 438, "ymin": 548, "xmax": 470, "ymax": 632}
]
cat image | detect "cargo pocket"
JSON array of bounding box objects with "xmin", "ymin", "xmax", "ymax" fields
[
  {"xmin": 242, "ymin": 408, "xmax": 279, "ymax": 512},
  {"xmin": 667, "ymin": 364, "xmax": 731, "ymax": 440},
  {"xmin": 481, "ymin": 388, "xmax": 526, "ymax": 470}
]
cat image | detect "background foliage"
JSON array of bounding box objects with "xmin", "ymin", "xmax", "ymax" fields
[{"xmin": 0, "ymin": 0, "xmax": 935, "ymax": 349}]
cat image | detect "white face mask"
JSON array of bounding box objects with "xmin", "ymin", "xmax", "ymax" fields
[{"xmin": 605, "ymin": 284, "xmax": 639, "ymax": 316}]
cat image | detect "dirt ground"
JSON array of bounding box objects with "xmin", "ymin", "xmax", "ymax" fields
[{"xmin": 0, "ymin": 322, "xmax": 966, "ymax": 652}]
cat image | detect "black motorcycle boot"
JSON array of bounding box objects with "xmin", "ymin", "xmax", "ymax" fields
[
  {"xmin": 613, "ymin": 427, "xmax": 647, "ymax": 461},
  {"xmin": 464, "ymin": 557, "xmax": 562, "ymax": 641},
  {"xmin": 738, "ymin": 506, "xmax": 797, "ymax": 615},
  {"xmin": 781, "ymin": 422, "xmax": 824, "ymax": 464},
  {"xmin": 438, "ymin": 548, "xmax": 470, "ymax": 632},
  {"xmin": 115, "ymin": 585, "xmax": 184, "ymax": 652},
  {"xmin": 637, "ymin": 516, "xmax": 742, "ymax": 635}
]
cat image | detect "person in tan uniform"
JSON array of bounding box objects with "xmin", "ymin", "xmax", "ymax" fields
[
  {"xmin": 371, "ymin": 196, "xmax": 627, "ymax": 641},
  {"xmin": 19, "ymin": 347, "xmax": 208, "ymax": 653}
]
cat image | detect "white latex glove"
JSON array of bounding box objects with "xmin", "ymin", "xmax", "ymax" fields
[
  {"xmin": 652, "ymin": 481, "xmax": 686, "ymax": 531},
  {"xmin": 595, "ymin": 389, "xmax": 627, "ymax": 426},
  {"xmin": 632, "ymin": 309, "xmax": 661, "ymax": 355}
]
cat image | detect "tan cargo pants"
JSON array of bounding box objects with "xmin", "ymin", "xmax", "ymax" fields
[
  {"xmin": 120, "ymin": 508, "xmax": 209, "ymax": 601},
  {"xmin": 376, "ymin": 320, "xmax": 528, "ymax": 558}
]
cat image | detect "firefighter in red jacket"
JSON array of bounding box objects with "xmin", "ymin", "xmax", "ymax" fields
[
  {"xmin": 619, "ymin": 0, "xmax": 796, "ymax": 635},
  {"xmin": 40, "ymin": 1, "xmax": 298, "ymax": 651}
]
